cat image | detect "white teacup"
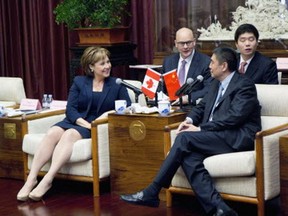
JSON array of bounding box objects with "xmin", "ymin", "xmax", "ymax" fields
[
  {"xmin": 158, "ymin": 100, "xmax": 171, "ymax": 116},
  {"xmin": 115, "ymin": 100, "xmax": 127, "ymax": 114}
]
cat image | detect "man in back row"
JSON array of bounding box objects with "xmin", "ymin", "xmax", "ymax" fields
[
  {"xmin": 161, "ymin": 27, "xmax": 212, "ymax": 105},
  {"xmin": 161, "ymin": 24, "xmax": 278, "ymax": 106},
  {"xmin": 235, "ymin": 23, "xmax": 278, "ymax": 84}
]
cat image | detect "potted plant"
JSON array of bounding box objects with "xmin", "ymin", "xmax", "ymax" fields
[{"xmin": 53, "ymin": 0, "xmax": 130, "ymax": 44}]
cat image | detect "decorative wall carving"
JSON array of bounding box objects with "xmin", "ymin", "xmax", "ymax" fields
[{"xmin": 198, "ymin": 0, "xmax": 288, "ymax": 40}]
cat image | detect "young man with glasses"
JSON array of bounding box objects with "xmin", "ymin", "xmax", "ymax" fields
[{"xmin": 161, "ymin": 27, "xmax": 212, "ymax": 105}]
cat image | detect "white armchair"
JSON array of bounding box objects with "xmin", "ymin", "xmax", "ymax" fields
[
  {"xmin": 164, "ymin": 84, "xmax": 288, "ymax": 216},
  {"xmin": 22, "ymin": 79, "xmax": 143, "ymax": 196},
  {"xmin": 0, "ymin": 77, "xmax": 26, "ymax": 107}
]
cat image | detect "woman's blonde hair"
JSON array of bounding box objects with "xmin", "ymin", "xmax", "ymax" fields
[{"xmin": 80, "ymin": 47, "xmax": 110, "ymax": 76}]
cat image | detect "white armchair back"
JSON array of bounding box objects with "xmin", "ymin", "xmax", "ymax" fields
[{"xmin": 0, "ymin": 77, "xmax": 26, "ymax": 107}]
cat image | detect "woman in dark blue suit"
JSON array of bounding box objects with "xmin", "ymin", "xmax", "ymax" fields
[{"xmin": 17, "ymin": 47, "xmax": 131, "ymax": 201}]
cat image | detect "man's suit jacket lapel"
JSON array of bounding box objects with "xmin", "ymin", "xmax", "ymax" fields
[
  {"xmin": 245, "ymin": 52, "xmax": 261, "ymax": 78},
  {"xmin": 170, "ymin": 54, "xmax": 179, "ymax": 70},
  {"xmin": 216, "ymin": 73, "xmax": 239, "ymax": 105},
  {"xmin": 239, "ymin": 51, "xmax": 260, "ymax": 79},
  {"xmin": 203, "ymin": 73, "xmax": 240, "ymax": 122},
  {"xmin": 203, "ymin": 80, "xmax": 219, "ymax": 122},
  {"xmin": 170, "ymin": 51, "xmax": 202, "ymax": 80},
  {"xmin": 187, "ymin": 51, "xmax": 201, "ymax": 78}
]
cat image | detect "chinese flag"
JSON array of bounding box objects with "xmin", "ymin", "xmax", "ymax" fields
[
  {"xmin": 141, "ymin": 68, "xmax": 161, "ymax": 99},
  {"xmin": 163, "ymin": 69, "xmax": 180, "ymax": 101}
]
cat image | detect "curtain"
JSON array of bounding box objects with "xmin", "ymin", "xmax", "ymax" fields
[
  {"xmin": 0, "ymin": 0, "xmax": 154, "ymax": 100},
  {"xmin": 0, "ymin": 0, "xmax": 70, "ymax": 100},
  {"xmin": 130, "ymin": 0, "xmax": 154, "ymax": 64}
]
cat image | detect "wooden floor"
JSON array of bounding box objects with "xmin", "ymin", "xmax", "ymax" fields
[{"xmin": 0, "ymin": 178, "xmax": 281, "ymax": 216}]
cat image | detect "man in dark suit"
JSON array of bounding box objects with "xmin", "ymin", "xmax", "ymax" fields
[
  {"xmin": 235, "ymin": 23, "xmax": 278, "ymax": 84},
  {"xmin": 162, "ymin": 27, "xmax": 212, "ymax": 105},
  {"xmin": 120, "ymin": 47, "xmax": 261, "ymax": 216}
]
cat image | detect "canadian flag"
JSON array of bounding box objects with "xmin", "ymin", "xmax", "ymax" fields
[
  {"xmin": 163, "ymin": 69, "xmax": 180, "ymax": 101},
  {"xmin": 141, "ymin": 68, "xmax": 161, "ymax": 99}
]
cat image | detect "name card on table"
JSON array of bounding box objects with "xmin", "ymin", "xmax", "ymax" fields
[
  {"xmin": 276, "ymin": 58, "xmax": 288, "ymax": 70},
  {"xmin": 50, "ymin": 100, "xmax": 67, "ymax": 110},
  {"xmin": 20, "ymin": 98, "xmax": 42, "ymax": 110}
]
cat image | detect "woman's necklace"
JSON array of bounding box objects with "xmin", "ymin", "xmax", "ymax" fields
[{"xmin": 93, "ymin": 80, "xmax": 104, "ymax": 92}]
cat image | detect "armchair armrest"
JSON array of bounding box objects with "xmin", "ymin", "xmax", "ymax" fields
[
  {"xmin": 254, "ymin": 123, "xmax": 288, "ymax": 169},
  {"xmin": 91, "ymin": 117, "xmax": 109, "ymax": 185},
  {"xmin": 24, "ymin": 110, "xmax": 66, "ymax": 134},
  {"xmin": 22, "ymin": 109, "xmax": 65, "ymax": 121},
  {"xmin": 253, "ymin": 123, "xmax": 288, "ymax": 204},
  {"xmin": 164, "ymin": 122, "xmax": 182, "ymax": 132},
  {"xmin": 91, "ymin": 117, "xmax": 108, "ymax": 127},
  {"xmin": 164, "ymin": 122, "xmax": 182, "ymax": 156},
  {"xmin": 256, "ymin": 123, "xmax": 288, "ymax": 138}
]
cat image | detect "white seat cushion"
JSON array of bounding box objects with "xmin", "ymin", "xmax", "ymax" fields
[
  {"xmin": 170, "ymin": 130, "xmax": 255, "ymax": 178},
  {"xmin": 204, "ymin": 151, "xmax": 255, "ymax": 177},
  {"xmin": 23, "ymin": 134, "xmax": 92, "ymax": 162}
]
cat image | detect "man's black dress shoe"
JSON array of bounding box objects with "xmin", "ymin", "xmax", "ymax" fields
[
  {"xmin": 213, "ymin": 208, "xmax": 238, "ymax": 216},
  {"xmin": 120, "ymin": 191, "xmax": 160, "ymax": 207}
]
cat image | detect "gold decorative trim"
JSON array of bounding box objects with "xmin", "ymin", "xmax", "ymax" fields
[
  {"xmin": 129, "ymin": 120, "xmax": 146, "ymax": 141},
  {"xmin": 4, "ymin": 123, "xmax": 16, "ymax": 139}
]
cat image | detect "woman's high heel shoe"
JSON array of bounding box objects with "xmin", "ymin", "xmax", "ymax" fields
[
  {"xmin": 17, "ymin": 194, "xmax": 30, "ymax": 202},
  {"xmin": 28, "ymin": 192, "xmax": 43, "ymax": 202},
  {"xmin": 28, "ymin": 183, "xmax": 52, "ymax": 201},
  {"xmin": 17, "ymin": 180, "xmax": 38, "ymax": 201}
]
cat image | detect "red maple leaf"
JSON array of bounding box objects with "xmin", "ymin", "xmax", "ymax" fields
[{"xmin": 146, "ymin": 79, "xmax": 153, "ymax": 88}]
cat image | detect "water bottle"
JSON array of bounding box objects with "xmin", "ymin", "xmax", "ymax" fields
[
  {"xmin": 42, "ymin": 94, "xmax": 48, "ymax": 109},
  {"xmin": 0, "ymin": 104, "xmax": 4, "ymax": 117},
  {"xmin": 47, "ymin": 94, "xmax": 53, "ymax": 109}
]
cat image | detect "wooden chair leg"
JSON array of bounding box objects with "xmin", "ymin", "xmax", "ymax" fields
[
  {"xmin": 93, "ymin": 178, "xmax": 100, "ymax": 197},
  {"xmin": 257, "ymin": 201, "xmax": 265, "ymax": 216},
  {"xmin": 166, "ymin": 189, "xmax": 173, "ymax": 207}
]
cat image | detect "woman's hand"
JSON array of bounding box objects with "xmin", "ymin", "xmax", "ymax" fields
[
  {"xmin": 96, "ymin": 110, "xmax": 115, "ymax": 120},
  {"xmin": 76, "ymin": 118, "xmax": 91, "ymax": 129}
]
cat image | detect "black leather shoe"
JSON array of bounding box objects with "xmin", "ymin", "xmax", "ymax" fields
[
  {"xmin": 120, "ymin": 191, "xmax": 160, "ymax": 207},
  {"xmin": 213, "ymin": 208, "xmax": 238, "ymax": 216}
]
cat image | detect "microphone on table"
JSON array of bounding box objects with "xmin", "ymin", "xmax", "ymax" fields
[
  {"xmin": 115, "ymin": 78, "xmax": 142, "ymax": 95},
  {"xmin": 175, "ymin": 77, "xmax": 194, "ymax": 96},
  {"xmin": 185, "ymin": 75, "xmax": 204, "ymax": 95}
]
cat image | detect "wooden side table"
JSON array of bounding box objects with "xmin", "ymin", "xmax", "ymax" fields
[
  {"xmin": 108, "ymin": 112, "xmax": 186, "ymax": 200},
  {"xmin": 0, "ymin": 110, "xmax": 65, "ymax": 180},
  {"xmin": 0, "ymin": 117, "xmax": 26, "ymax": 179},
  {"xmin": 280, "ymin": 134, "xmax": 288, "ymax": 216}
]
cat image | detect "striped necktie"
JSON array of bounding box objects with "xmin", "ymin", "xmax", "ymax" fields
[{"xmin": 209, "ymin": 84, "xmax": 224, "ymax": 121}]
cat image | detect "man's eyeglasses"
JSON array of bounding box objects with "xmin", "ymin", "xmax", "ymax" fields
[{"xmin": 176, "ymin": 40, "xmax": 195, "ymax": 47}]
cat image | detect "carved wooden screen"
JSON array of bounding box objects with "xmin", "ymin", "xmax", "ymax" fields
[{"xmin": 153, "ymin": 0, "xmax": 246, "ymax": 63}]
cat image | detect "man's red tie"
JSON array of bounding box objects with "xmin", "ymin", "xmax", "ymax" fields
[{"xmin": 239, "ymin": 61, "xmax": 247, "ymax": 74}]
